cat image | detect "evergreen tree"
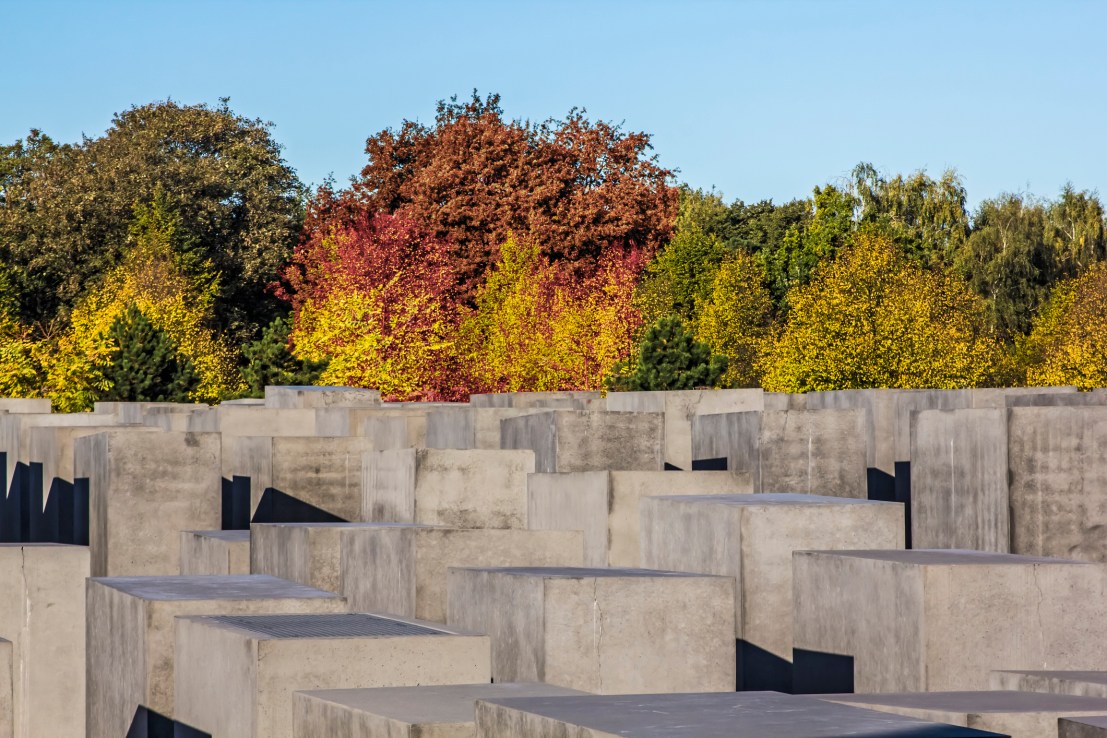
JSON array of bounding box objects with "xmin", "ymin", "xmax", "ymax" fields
[
  {"xmin": 99, "ymin": 305, "xmax": 201, "ymax": 402},
  {"xmin": 617, "ymin": 316, "xmax": 726, "ymax": 391},
  {"xmin": 240, "ymin": 315, "xmax": 327, "ymax": 398}
]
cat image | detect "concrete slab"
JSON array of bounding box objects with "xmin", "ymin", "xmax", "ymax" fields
[
  {"xmin": 992, "ymin": 671, "xmax": 1107, "ymax": 698},
  {"xmin": 265, "ymin": 436, "xmax": 377, "ymax": 520},
  {"xmin": 1061, "ymin": 716, "xmax": 1107, "ymax": 738},
  {"xmin": 469, "ymin": 392, "xmax": 602, "ymax": 410},
  {"xmin": 76, "ymin": 430, "xmax": 221, "ymax": 576},
  {"xmin": 0, "ymin": 398, "xmax": 51, "ymax": 414},
  {"xmin": 822, "ymin": 690, "xmax": 1107, "ymax": 738},
  {"xmin": 425, "ymin": 407, "xmax": 545, "ymax": 450},
  {"xmin": 474, "ymin": 691, "xmax": 1007, "ymax": 737},
  {"xmin": 293, "ymin": 682, "xmax": 586, "ymax": 737},
  {"xmin": 528, "ymin": 470, "xmax": 753, "ymax": 567},
  {"xmin": 86, "ymin": 574, "xmax": 345, "ymax": 738},
  {"xmin": 363, "ymin": 449, "xmax": 535, "ymax": 528},
  {"xmin": 0, "ymin": 638, "xmax": 10, "ymax": 738},
  {"xmin": 792, "ymin": 550, "xmax": 1107, "ymax": 694},
  {"xmin": 264, "ymin": 385, "xmax": 382, "ymax": 409},
  {"xmin": 314, "ymin": 406, "xmax": 428, "ymax": 448},
  {"xmin": 501, "ymin": 410, "xmax": 665, "ymax": 473},
  {"xmin": 446, "ymin": 566, "xmax": 735, "ymax": 693},
  {"xmin": 640, "ymin": 494, "xmax": 904, "ymax": 691},
  {"xmin": 174, "ymin": 612, "xmax": 490, "ymax": 738},
  {"xmin": 180, "ymin": 530, "xmax": 250, "ymax": 575},
  {"xmin": 0, "ymin": 544, "xmax": 88, "ymax": 738}
]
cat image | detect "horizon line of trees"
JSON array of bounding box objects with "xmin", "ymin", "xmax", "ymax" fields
[{"xmin": 2, "ymin": 93, "xmax": 1106, "ymax": 408}]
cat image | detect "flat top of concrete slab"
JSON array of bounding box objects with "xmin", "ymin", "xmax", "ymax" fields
[
  {"xmin": 195, "ymin": 613, "xmax": 452, "ymax": 639},
  {"xmin": 996, "ymin": 670, "xmax": 1107, "ymax": 684},
  {"xmin": 825, "ymin": 691, "xmax": 1107, "ymax": 713},
  {"xmin": 186, "ymin": 530, "xmax": 250, "ymax": 541},
  {"xmin": 90, "ymin": 575, "xmax": 341, "ymax": 600},
  {"xmin": 1062, "ymin": 716, "xmax": 1107, "ymax": 729},
  {"xmin": 479, "ymin": 692, "xmax": 1005, "ymax": 737},
  {"xmin": 801, "ymin": 549, "xmax": 1088, "ymax": 566},
  {"xmin": 651, "ymin": 493, "xmax": 896, "ymax": 506},
  {"xmin": 301, "ymin": 683, "xmax": 586, "ymax": 723},
  {"xmin": 457, "ymin": 566, "xmax": 725, "ymax": 579}
]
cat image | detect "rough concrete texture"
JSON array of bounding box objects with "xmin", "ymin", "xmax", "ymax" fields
[
  {"xmin": 293, "ymin": 682, "xmax": 586, "ymax": 738},
  {"xmin": 314, "ymin": 407, "xmax": 428, "ymax": 448},
  {"xmin": 1061, "ymin": 716, "xmax": 1107, "ymax": 738},
  {"xmin": 264, "ymin": 385, "xmax": 382, "ymax": 409},
  {"xmin": 822, "ymin": 690, "xmax": 1107, "ymax": 738},
  {"xmin": 363, "ymin": 448, "xmax": 535, "ymax": 528},
  {"xmin": 991, "ymin": 670, "xmax": 1107, "ymax": 698},
  {"xmin": 640, "ymin": 494, "xmax": 904, "ymax": 675},
  {"xmin": 210, "ymin": 405, "xmax": 317, "ymax": 436},
  {"xmin": 692, "ymin": 409, "xmax": 868, "ymax": 496},
  {"xmin": 469, "ymin": 391, "xmax": 602, "ymax": 410},
  {"xmin": 76, "ymin": 430, "xmax": 221, "ymax": 577},
  {"xmin": 0, "ymin": 413, "xmax": 117, "ymax": 490},
  {"xmin": 0, "ymin": 639, "xmax": 10, "ymax": 738},
  {"xmin": 0, "ymin": 398, "xmax": 51, "ymax": 414},
  {"xmin": 0, "ymin": 544, "xmax": 88, "ymax": 738},
  {"xmin": 85, "ymin": 575, "xmax": 345, "ymax": 738},
  {"xmin": 474, "ymin": 691, "xmax": 1007, "ymax": 738},
  {"xmin": 605, "ymin": 390, "xmax": 765, "ymax": 470},
  {"xmin": 527, "ymin": 470, "xmax": 753, "ymax": 567},
  {"xmin": 250, "ymin": 522, "xmax": 368, "ymax": 594},
  {"xmin": 340, "ymin": 524, "xmax": 584, "ymax": 622},
  {"xmin": 425, "ymin": 407, "xmax": 545, "ymax": 450},
  {"xmin": 180, "ymin": 530, "xmax": 250, "ymax": 576},
  {"xmin": 266, "ymin": 436, "xmax": 378, "ymax": 520},
  {"xmin": 446, "ymin": 566, "xmax": 735, "ymax": 694},
  {"xmin": 174, "ymin": 613, "xmax": 491, "ymax": 738},
  {"xmin": 500, "ymin": 411, "xmax": 665, "ymax": 473},
  {"xmin": 793, "ymin": 550, "xmax": 1107, "ymax": 693},
  {"xmin": 910, "ymin": 408, "xmax": 1010, "ymax": 552},
  {"xmin": 26, "ymin": 425, "xmax": 134, "ymax": 496}
]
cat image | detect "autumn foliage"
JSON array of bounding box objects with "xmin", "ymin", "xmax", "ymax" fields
[{"xmin": 1022, "ymin": 263, "xmax": 1107, "ymax": 390}]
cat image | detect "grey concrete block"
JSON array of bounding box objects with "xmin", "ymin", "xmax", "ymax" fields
[
  {"xmin": 0, "ymin": 412, "xmax": 118, "ymax": 490},
  {"xmin": 640, "ymin": 494, "xmax": 903, "ymax": 687},
  {"xmin": 212, "ymin": 405, "xmax": 318, "ymax": 436},
  {"xmin": 293, "ymin": 682, "xmax": 586, "ymax": 737},
  {"xmin": 446, "ymin": 566, "xmax": 735, "ymax": 693},
  {"xmin": 174, "ymin": 612, "xmax": 490, "ymax": 738},
  {"xmin": 528, "ymin": 471, "xmax": 753, "ymax": 567},
  {"xmin": 264, "ymin": 385, "xmax": 382, "ymax": 409},
  {"xmin": 0, "ymin": 398, "xmax": 51, "ymax": 414},
  {"xmin": 314, "ymin": 407, "xmax": 427, "ymax": 447},
  {"xmin": 180, "ymin": 530, "xmax": 250, "ymax": 575},
  {"xmin": 992, "ymin": 670, "xmax": 1107, "ymax": 698},
  {"xmin": 1061, "ymin": 716, "xmax": 1107, "ymax": 738},
  {"xmin": 822, "ymin": 690, "xmax": 1107, "ymax": 738},
  {"xmin": 0, "ymin": 544, "xmax": 88, "ymax": 738},
  {"xmin": 266, "ymin": 436, "xmax": 378, "ymax": 520},
  {"xmin": 86, "ymin": 575, "xmax": 345, "ymax": 738},
  {"xmin": 425, "ymin": 407, "xmax": 545, "ymax": 450},
  {"xmin": 0, "ymin": 638, "xmax": 10, "ymax": 738},
  {"xmin": 501, "ymin": 411, "xmax": 664, "ymax": 473},
  {"xmin": 469, "ymin": 391, "xmax": 602, "ymax": 409},
  {"xmin": 363, "ymin": 449, "xmax": 535, "ymax": 528},
  {"xmin": 793, "ymin": 550, "xmax": 1107, "ymax": 693},
  {"xmin": 76, "ymin": 430, "xmax": 221, "ymax": 576},
  {"xmin": 26, "ymin": 424, "xmax": 129, "ymax": 498},
  {"xmin": 473, "ymin": 691, "xmax": 1006, "ymax": 737}
]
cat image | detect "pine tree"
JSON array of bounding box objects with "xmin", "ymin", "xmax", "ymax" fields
[
  {"xmin": 240, "ymin": 315, "xmax": 328, "ymax": 398},
  {"xmin": 99, "ymin": 306, "xmax": 201, "ymax": 402},
  {"xmin": 619, "ymin": 316, "xmax": 727, "ymax": 391}
]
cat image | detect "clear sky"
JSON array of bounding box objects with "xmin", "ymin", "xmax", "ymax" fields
[{"xmin": 4, "ymin": 0, "xmax": 1105, "ymax": 209}]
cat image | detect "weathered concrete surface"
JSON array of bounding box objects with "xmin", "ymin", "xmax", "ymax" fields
[
  {"xmin": 640, "ymin": 494, "xmax": 903, "ymax": 690},
  {"xmin": 474, "ymin": 691, "xmax": 1006, "ymax": 738},
  {"xmin": 266, "ymin": 436, "xmax": 377, "ymax": 520},
  {"xmin": 180, "ymin": 530, "xmax": 250, "ymax": 575},
  {"xmin": 0, "ymin": 544, "xmax": 88, "ymax": 738},
  {"xmin": 340, "ymin": 524, "xmax": 584, "ymax": 622},
  {"xmin": 910, "ymin": 408, "xmax": 1010, "ymax": 552},
  {"xmin": 821, "ymin": 690, "xmax": 1107, "ymax": 738},
  {"xmin": 425, "ymin": 407, "xmax": 545, "ymax": 450},
  {"xmin": 1061, "ymin": 716, "xmax": 1107, "ymax": 738},
  {"xmin": 264, "ymin": 385, "xmax": 382, "ymax": 409},
  {"xmin": 605, "ymin": 390, "xmax": 764, "ymax": 470},
  {"xmin": 27, "ymin": 424, "xmax": 130, "ymax": 495},
  {"xmin": 314, "ymin": 407, "xmax": 428, "ymax": 448},
  {"xmin": 250, "ymin": 522, "xmax": 364, "ymax": 594},
  {"xmin": 692, "ymin": 409, "xmax": 867, "ymax": 497},
  {"xmin": 0, "ymin": 398, "xmax": 51, "ymax": 414},
  {"xmin": 293, "ymin": 682, "xmax": 585, "ymax": 738},
  {"xmin": 86, "ymin": 575, "xmax": 344, "ymax": 738},
  {"xmin": 76, "ymin": 430, "xmax": 221, "ymax": 576},
  {"xmin": 174, "ymin": 613, "xmax": 490, "ymax": 738},
  {"xmin": 992, "ymin": 670, "xmax": 1107, "ymax": 698},
  {"xmin": 470, "ymin": 391, "xmax": 602, "ymax": 410},
  {"xmin": 447, "ymin": 566, "xmax": 735, "ymax": 693},
  {"xmin": 527, "ymin": 470, "xmax": 752, "ymax": 567},
  {"xmin": 501, "ymin": 411, "xmax": 665, "ymax": 473},
  {"xmin": 0, "ymin": 638, "xmax": 10, "ymax": 738},
  {"xmin": 793, "ymin": 550, "xmax": 1107, "ymax": 693},
  {"xmin": 363, "ymin": 449, "xmax": 535, "ymax": 528},
  {"xmin": 210, "ymin": 405, "xmax": 317, "ymax": 436},
  {"xmin": 0, "ymin": 413, "xmax": 117, "ymax": 492}
]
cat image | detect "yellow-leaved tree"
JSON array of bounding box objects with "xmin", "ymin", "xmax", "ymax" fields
[
  {"xmin": 760, "ymin": 234, "xmax": 1000, "ymax": 392},
  {"xmin": 1021, "ymin": 263, "xmax": 1107, "ymax": 390},
  {"xmin": 695, "ymin": 251, "xmax": 774, "ymax": 388},
  {"xmin": 43, "ymin": 198, "xmax": 241, "ymax": 411}
]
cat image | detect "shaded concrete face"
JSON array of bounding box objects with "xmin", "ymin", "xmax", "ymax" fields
[
  {"xmin": 85, "ymin": 575, "xmax": 345, "ymax": 738},
  {"xmin": 363, "ymin": 449, "xmax": 535, "ymax": 529},
  {"xmin": 0, "ymin": 544, "xmax": 88, "ymax": 738},
  {"xmin": 425, "ymin": 407, "xmax": 545, "ymax": 450},
  {"xmin": 264, "ymin": 385, "xmax": 382, "ymax": 409},
  {"xmin": 1061, "ymin": 716, "xmax": 1107, "ymax": 738},
  {"xmin": 180, "ymin": 530, "xmax": 250, "ymax": 576},
  {"xmin": 174, "ymin": 613, "xmax": 491, "ymax": 738},
  {"xmin": 501, "ymin": 411, "xmax": 665, "ymax": 473},
  {"xmin": 792, "ymin": 550, "xmax": 1107, "ymax": 693},
  {"xmin": 910, "ymin": 408, "xmax": 1010, "ymax": 552},
  {"xmin": 446, "ymin": 567, "xmax": 736, "ymax": 694},
  {"xmin": 76, "ymin": 430, "xmax": 222, "ymax": 577},
  {"xmin": 293, "ymin": 682, "xmax": 586, "ymax": 737},
  {"xmin": 527, "ymin": 470, "xmax": 752, "ymax": 567}
]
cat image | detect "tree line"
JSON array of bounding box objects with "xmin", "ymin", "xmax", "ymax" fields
[{"xmin": 1, "ymin": 93, "xmax": 1104, "ymax": 408}]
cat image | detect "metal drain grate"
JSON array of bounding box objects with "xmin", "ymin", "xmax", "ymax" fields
[{"xmin": 206, "ymin": 613, "xmax": 448, "ymax": 639}]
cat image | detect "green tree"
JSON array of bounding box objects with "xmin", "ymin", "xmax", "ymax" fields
[
  {"xmin": 766, "ymin": 184, "xmax": 857, "ymax": 304},
  {"xmin": 99, "ymin": 306, "xmax": 201, "ymax": 402},
  {"xmin": 636, "ymin": 223, "xmax": 728, "ymax": 325},
  {"xmin": 240, "ymin": 315, "xmax": 328, "ymax": 398},
  {"xmin": 1047, "ymin": 184, "xmax": 1107, "ymax": 277},
  {"xmin": 618, "ymin": 316, "xmax": 726, "ymax": 391},
  {"xmin": 696, "ymin": 253, "xmax": 774, "ymax": 388}
]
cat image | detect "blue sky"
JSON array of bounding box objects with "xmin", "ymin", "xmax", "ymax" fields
[{"xmin": 4, "ymin": 0, "xmax": 1105, "ymax": 209}]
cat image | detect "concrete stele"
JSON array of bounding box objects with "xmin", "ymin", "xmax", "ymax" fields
[
  {"xmin": 500, "ymin": 410, "xmax": 665, "ymax": 473},
  {"xmin": 180, "ymin": 530, "xmax": 250, "ymax": 575}
]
